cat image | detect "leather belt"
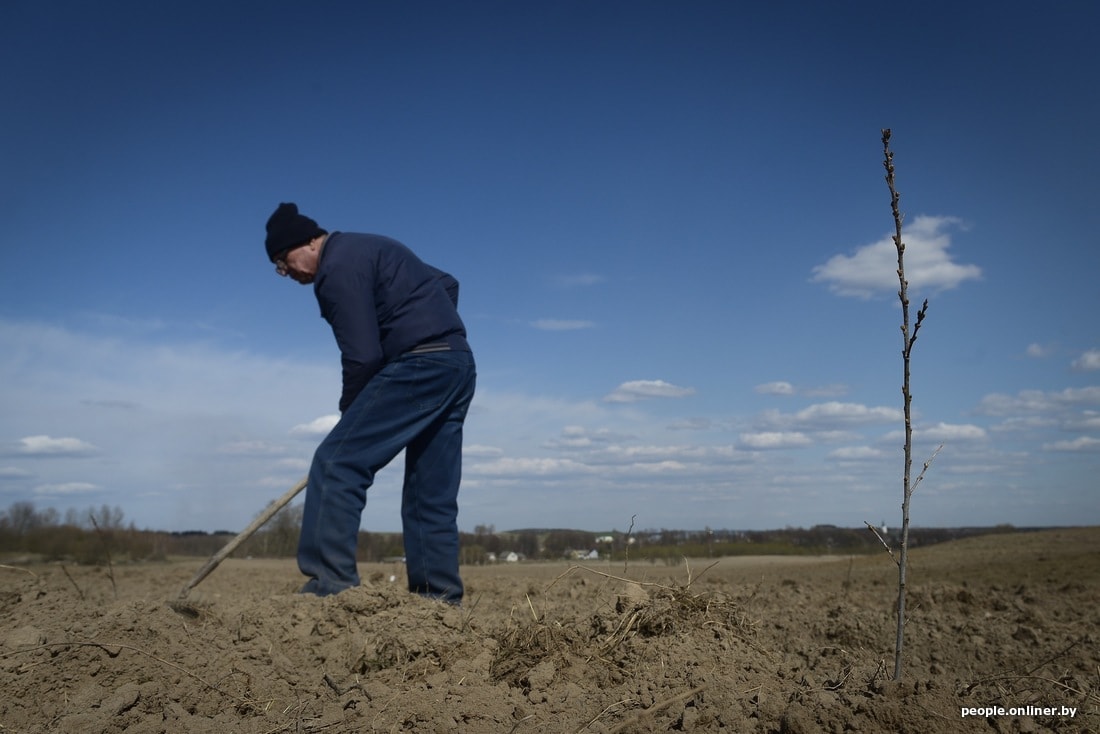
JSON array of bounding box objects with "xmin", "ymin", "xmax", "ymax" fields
[{"xmin": 407, "ymin": 341, "xmax": 452, "ymax": 355}]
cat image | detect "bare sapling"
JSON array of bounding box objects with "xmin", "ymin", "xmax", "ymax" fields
[
  {"xmin": 89, "ymin": 511, "xmax": 118, "ymax": 600},
  {"xmin": 867, "ymin": 128, "xmax": 943, "ymax": 681}
]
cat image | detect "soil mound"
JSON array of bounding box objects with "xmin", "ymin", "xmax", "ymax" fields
[{"xmin": 2, "ymin": 528, "xmax": 1096, "ymax": 732}]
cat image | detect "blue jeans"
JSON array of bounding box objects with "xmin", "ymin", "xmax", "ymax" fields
[{"xmin": 298, "ymin": 349, "xmax": 476, "ymax": 603}]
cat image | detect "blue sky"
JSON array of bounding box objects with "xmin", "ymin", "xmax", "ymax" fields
[{"xmin": 2, "ymin": 1, "xmax": 1097, "ymax": 534}]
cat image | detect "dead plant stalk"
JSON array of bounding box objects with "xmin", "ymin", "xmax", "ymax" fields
[{"xmin": 89, "ymin": 512, "xmax": 118, "ymax": 600}]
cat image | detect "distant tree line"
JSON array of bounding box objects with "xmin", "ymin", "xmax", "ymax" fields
[
  {"xmin": 0, "ymin": 501, "xmax": 1020, "ymax": 566},
  {"xmin": 0, "ymin": 501, "xmax": 156, "ymax": 565}
]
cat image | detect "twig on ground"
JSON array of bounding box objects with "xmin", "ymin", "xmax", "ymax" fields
[
  {"xmin": 545, "ymin": 560, "xmax": 719, "ymax": 595},
  {"xmin": 524, "ymin": 593, "xmax": 540, "ymax": 622},
  {"xmin": 460, "ymin": 593, "xmax": 481, "ymax": 633},
  {"xmin": 507, "ymin": 714, "xmax": 537, "ymax": 733},
  {"xmin": 964, "ymin": 636, "xmax": 1097, "ymax": 704},
  {"xmin": 606, "ymin": 685, "xmax": 707, "ymax": 733},
  {"xmin": 59, "ymin": 564, "xmax": 85, "ymax": 600},
  {"xmin": 576, "ymin": 698, "xmax": 637, "ymax": 732},
  {"xmin": 971, "ymin": 674, "xmax": 1100, "ymax": 705},
  {"xmin": 599, "ymin": 610, "xmax": 643, "ymax": 654},
  {"xmin": 1024, "ymin": 636, "xmax": 1086, "ymax": 677},
  {"xmin": 0, "ymin": 564, "xmax": 38, "ymax": 578}
]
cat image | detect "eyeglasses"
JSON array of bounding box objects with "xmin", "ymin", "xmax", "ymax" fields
[
  {"xmin": 273, "ymin": 238, "xmax": 317, "ymax": 277},
  {"xmin": 273, "ymin": 244, "xmax": 301, "ymax": 277}
]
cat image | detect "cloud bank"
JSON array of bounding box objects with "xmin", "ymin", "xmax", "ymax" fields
[{"xmin": 1, "ymin": 316, "xmax": 1096, "ymax": 532}]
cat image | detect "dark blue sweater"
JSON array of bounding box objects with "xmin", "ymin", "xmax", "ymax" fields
[{"xmin": 313, "ymin": 232, "xmax": 471, "ymax": 412}]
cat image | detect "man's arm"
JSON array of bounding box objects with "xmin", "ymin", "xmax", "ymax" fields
[
  {"xmin": 428, "ymin": 265, "xmax": 460, "ymax": 307},
  {"xmin": 318, "ymin": 268, "xmax": 384, "ymax": 413}
]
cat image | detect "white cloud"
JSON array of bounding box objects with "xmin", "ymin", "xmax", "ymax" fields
[
  {"xmin": 218, "ymin": 440, "xmax": 285, "ymax": 455},
  {"xmin": 628, "ymin": 460, "xmax": 687, "ymax": 473},
  {"xmin": 757, "ymin": 402, "xmax": 901, "ymax": 432},
  {"xmin": 1071, "ymin": 349, "xmax": 1100, "ymax": 371},
  {"xmin": 0, "ymin": 466, "xmax": 32, "ymax": 479},
  {"xmin": 883, "ymin": 422, "xmax": 987, "ymax": 442},
  {"xmin": 739, "ymin": 431, "xmax": 812, "ymax": 449},
  {"xmin": 1071, "ymin": 412, "xmax": 1100, "ymax": 430},
  {"xmin": 34, "ymin": 482, "xmax": 99, "ymax": 496},
  {"xmin": 545, "ymin": 425, "xmax": 630, "ymax": 450},
  {"xmin": 474, "ymin": 389, "xmax": 611, "ymax": 425},
  {"xmin": 794, "ymin": 402, "xmax": 901, "ymax": 427},
  {"xmin": 1043, "ymin": 436, "xmax": 1100, "ymax": 452},
  {"xmin": 531, "ymin": 319, "xmax": 597, "ymax": 331},
  {"xmin": 828, "ymin": 446, "xmax": 885, "ymax": 460},
  {"xmin": 467, "ymin": 456, "xmax": 593, "ymax": 476},
  {"xmin": 16, "ymin": 435, "xmax": 97, "ymax": 456},
  {"xmin": 1026, "ymin": 343, "xmax": 1053, "ymax": 358},
  {"xmin": 589, "ymin": 444, "xmax": 712, "ymax": 463},
  {"xmin": 604, "ymin": 379, "xmax": 695, "ymax": 403},
  {"xmin": 754, "ymin": 381, "xmax": 847, "ymax": 398},
  {"xmin": 918, "ymin": 422, "xmax": 987, "ymax": 441},
  {"xmin": 811, "ymin": 215, "xmax": 982, "ymax": 298},
  {"xmin": 989, "ymin": 416, "xmax": 1058, "ymax": 433},
  {"xmin": 546, "ymin": 433, "xmax": 594, "ymax": 449},
  {"xmin": 463, "ymin": 444, "xmax": 504, "ymax": 458},
  {"xmin": 257, "ymin": 473, "xmax": 308, "ymax": 489},
  {"xmin": 668, "ymin": 417, "xmax": 714, "ymax": 431},
  {"xmin": 977, "ymin": 386, "xmax": 1100, "ymax": 415},
  {"xmin": 290, "ymin": 414, "xmax": 340, "ymax": 437}
]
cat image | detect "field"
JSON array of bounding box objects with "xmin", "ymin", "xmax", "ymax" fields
[{"xmin": 1, "ymin": 527, "xmax": 1097, "ymax": 733}]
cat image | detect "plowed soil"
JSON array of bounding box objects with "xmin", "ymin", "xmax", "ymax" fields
[{"xmin": 2, "ymin": 527, "xmax": 1097, "ymax": 733}]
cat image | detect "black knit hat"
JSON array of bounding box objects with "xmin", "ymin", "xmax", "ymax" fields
[{"xmin": 264, "ymin": 202, "xmax": 326, "ymax": 261}]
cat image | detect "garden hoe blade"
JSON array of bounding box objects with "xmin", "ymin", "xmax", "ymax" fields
[{"xmin": 176, "ymin": 476, "xmax": 308, "ymax": 600}]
